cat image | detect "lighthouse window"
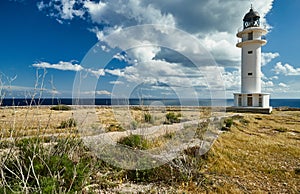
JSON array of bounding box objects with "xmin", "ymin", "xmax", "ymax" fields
[
  {"xmin": 259, "ymin": 97, "xmax": 263, "ymax": 107},
  {"xmin": 248, "ymin": 32, "xmax": 253, "ymax": 40},
  {"xmin": 248, "ymin": 72, "xmax": 253, "ymax": 76},
  {"xmin": 248, "ymin": 50, "xmax": 253, "ymax": 54}
]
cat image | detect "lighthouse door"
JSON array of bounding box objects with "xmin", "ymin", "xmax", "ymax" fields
[{"xmin": 247, "ymin": 95, "xmax": 253, "ymax": 106}]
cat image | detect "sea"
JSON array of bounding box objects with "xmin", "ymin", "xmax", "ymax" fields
[{"xmin": 1, "ymin": 98, "xmax": 300, "ymax": 108}]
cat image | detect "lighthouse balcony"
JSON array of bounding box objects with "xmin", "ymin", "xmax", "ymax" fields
[
  {"xmin": 236, "ymin": 39, "xmax": 267, "ymax": 48},
  {"xmin": 237, "ymin": 26, "xmax": 267, "ymax": 38}
]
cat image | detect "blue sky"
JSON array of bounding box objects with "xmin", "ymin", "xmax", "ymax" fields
[{"xmin": 0, "ymin": 0, "xmax": 299, "ymax": 99}]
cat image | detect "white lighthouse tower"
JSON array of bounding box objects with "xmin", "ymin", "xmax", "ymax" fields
[{"xmin": 233, "ymin": 6, "xmax": 272, "ymax": 113}]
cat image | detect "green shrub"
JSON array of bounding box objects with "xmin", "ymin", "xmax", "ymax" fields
[
  {"xmin": 50, "ymin": 104, "xmax": 72, "ymax": 111},
  {"xmin": 225, "ymin": 118, "xmax": 233, "ymax": 128},
  {"xmin": 118, "ymin": 134, "xmax": 149, "ymax": 150},
  {"xmin": 164, "ymin": 112, "xmax": 181, "ymax": 124},
  {"xmin": 163, "ymin": 131, "xmax": 175, "ymax": 139},
  {"xmin": 144, "ymin": 113, "xmax": 152, "ymax": 123},
  {"xmin": 1, "ymin": 138, "xmax": 93, "ymax": 193},
  {"xmin": 275, "ymin": 127, "xmax": 288, "ymax": 133},
  {"xmin": 131, "ymin": 106, "xmax": 143, "ymax": 111},
  {"xmin": 106, "ymin": 124, "xmax": 125, "ymax": 132},
  {"xmin": 59, "ymin": 118, "xmax": 77, "ymax": 128},
  {"xmin": 130, "ymin": 120, "xmax": 138, "ymax": 130}
]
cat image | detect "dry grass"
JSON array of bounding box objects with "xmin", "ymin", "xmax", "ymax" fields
[
  {"xmin": 0, "ymin": 106, "xmax": 299, "ymax": 193},
  {"xmin": 199, "ymin": 110, "xmax": 300, "ymax": 193},
  {"xmin": 0, "ymin": 106, "xmax": 76, "ymax": 138}
]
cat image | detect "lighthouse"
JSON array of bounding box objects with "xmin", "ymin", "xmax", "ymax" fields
[{"xmin": 233, "ymin": 6, "xmax": 272, "ymax": 113}]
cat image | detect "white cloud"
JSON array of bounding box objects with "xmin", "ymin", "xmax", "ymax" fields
[
  {"xmin": 96, "ymin": 90, "xmax": 111, "ymax": 96},
  {"xmin": 83, "ymin": 0, "xmax": 176, "ymax": 27},
  {"xmin": 37, "ymin": 1, "xmax": 46, "ymax": 11},
  {"xmin": 143, "ymin": 0, "xmax": 273, "ymax": 33},
  {"xmin": 262, "ymin": 52, "xmax": 279, "ymax": 66},
  {"xmin": 0, "ymin": 84, "xmax": 62, "ymax": 98},
  {"xmin": 263, "ymin": 80, "xmax": 274, "ymax": 87},
  {"xmin": 62, "ymin": 0, "xmax": 85, "ymax": 19},
  {"xmin": 278, "ymin": 83, "xmax": 288, "ymax": 88},
  {"xmin": 222, "ymin": 70, "xmax": 241, "ymax": 91},
  {"xmin": 81, "ymin": 90, "xmax": 111, "ymax": 96},
  {"xmin": 105, "ymin": 69, "xmax": 124, "ymax": 77},
  {"xmin": 109, "ymin": 81, "xmax": 123, "ymax": 85},
  {"xmin": 37, "ymin": 0, "xmax": 84, "ymax": 21},
  {"xmin": 83, "ymin": 0, "xmax": 107, "ymax": 23},
  {"xmin": 86, "ymin": 68, "xmax": 105, "ymax": 78},
  {"xmin": 199, "ymin": 32, "xmax": 240, "ymax": 67},
  {"xmin": 37, "ymin": 0, "xmax": 275, "ymax": 69},
  {"xmin": 113, "ymin": 53, "xmax": 128, "ymax": 62},
  {"xmin": 273, "ymin": 62, "xmax": 300, "ymax": 76},
  {"xmin": 36, "ymin": 0, "xmax": 276, "ymax": 98},
  {"xmin": 32, "ymin": 61, "xmax": 105, "ymax": 78},
  {"xmin": 270, "ymin": 76, "xmax": 279, "ymax": 80},
  {"xmin": 33, "ymin": 61, "xmax": 83, "ymax": 71},
  {"xmin": 104, "ymin": 58, "xmax": 226, "ymax": 98}
]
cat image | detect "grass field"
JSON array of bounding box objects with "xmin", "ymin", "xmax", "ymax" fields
[{"xmin": 0, "ymin": 106, "xmax": 299, "ymax": 193}]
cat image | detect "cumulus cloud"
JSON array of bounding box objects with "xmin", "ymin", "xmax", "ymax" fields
[
  {"xmin": 96, "ymin": 90, "xmax": 111, "ymax": 95},
  {"xmin": 84, "ymin": 0, "xmax": 175, "ymax": 27},
  {"xmin": 262, "ymin": 80, "xmax": 274, "ymax": 87},
  {"xmin": 81, "ymin": 90, "xmax": 111, "ymax": 96},
  {"xmin": 37, "ymin": 0, "xmax": 273, "ymax": 32},
  {"xmin": 36, "ymin": 0, "xmax": 276, "ymax": 98},
  {"xmin": 200, "ymin": 32, "xmax": 240, "ymax": 67},
  {"xmin": 86, "ymin": 68, "xmax": 105, "ymax": 78},
  {"xmin": 270, "ymin": 76, "xmax": 279, "ymax": 80},
  {"xmin": 273, "ymin": 62, "xmax": 300, "ymax": 76},
  {"xmin": 33, "ymin": 61, "xmax": 83, "ymax": 71},
  {"xmin": 83, "ymin": 0, "xmax": 107, "ymax": 23},
  {"xmin": 37, "ymin": 0, "xmax": 84, "ymax": 21},
  {"xmin": 109, "ymin": 81, "xmax": 123, "ymax": 85},
  {"xmin": 143, "ymin": 0, "xmax": 273, "ymax": 33},
  {"xmin": 222, "ymin": 70, "xmax": 241, "ymax": 91},
  {"xmin": 33, "ymin": 61, "xmax": 105, "ymax": 78},
  {"xmin": 262, "ymin": 52, "xmax": 279, "ymax": 66},
  {"xmin": 37, "ymin": 0, "xmax": 275, "ymax": 69},
  {"xmin": 0, "ymin": 85, "xmax": 62, "ymax": 98},
  {"xmin": 105, "ymin": 69, "xmax": 124, "ymax": 77},
  {"xmin": 113, "ymin": 53, "xmax": 128, "ymax": 62},
  {"xmin": 278, "ymin": 83, "xmax": 288, "ymax": 88},
  {"xmin": 104, "ymin": 57, "xmax": 225, "ymax": 99}
]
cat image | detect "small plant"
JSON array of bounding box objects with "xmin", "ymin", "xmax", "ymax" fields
[
  {"xmin": 274, "ymin": 127, "xmax": 288, "ymax": 133},
  {"xmin": 131, "ymin": 106, "xmax": 143, "ymax": 111},
  {"xmin": 59, "ymin": 118, "xmax": 76, "ymax": 128},
  {"xmin": 225, "ymin": 118, "xmax": 233, "ymax": 128},
  {"xmin": 130, "ymin": 120, "xmax": 138, "ymax": 130},
  {"xmin": 220, "ymin": 118, "xmax": 233, "ymax": 131},
  {"xmin": 106, "ymin": 124, "xmax": 125, "ymax": 132},
  {"xmin": 1, "ymin": 138, "xmax": 94, "ymax": 193},
  {"xmin": 164, "ymin": 112, "xmax": 181, "ymax": 124},
  {"xmin": 50, "ymin": 104, "xmax": 72, "ymax": 111},
  {"xmin": 144, "ymin": 113, "xmax": 152, "ymax": 123},
  {"xmin": 163, "ymin": 131, "xmax": 175, "ymax": 139},
  {"xmin": 118, "ymin": 134, "xmax": 149, "ymax": 150}
]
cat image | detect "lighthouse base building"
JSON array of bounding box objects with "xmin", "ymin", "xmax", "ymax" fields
[
  {"xmin": 232, "ymin": 93, "xmax": 272, "ymax": 114},
  {"xmin": 229, "ymin": 6, "xmax": 272, "ymax": 114}
]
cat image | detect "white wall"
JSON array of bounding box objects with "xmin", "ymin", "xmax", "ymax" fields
[{"xmin": 241, "ymin": 30, "xmax": 262, "ymax": 93}]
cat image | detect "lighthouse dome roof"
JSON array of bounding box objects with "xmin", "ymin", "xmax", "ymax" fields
[{"xmin": 243, "ymin": 8, "xmax": 260, "ymax": 22}]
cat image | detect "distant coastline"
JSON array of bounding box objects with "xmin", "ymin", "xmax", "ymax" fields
[{"xmin": 1, "ymin": 98, "xmax": 300, "ymax": 108}]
